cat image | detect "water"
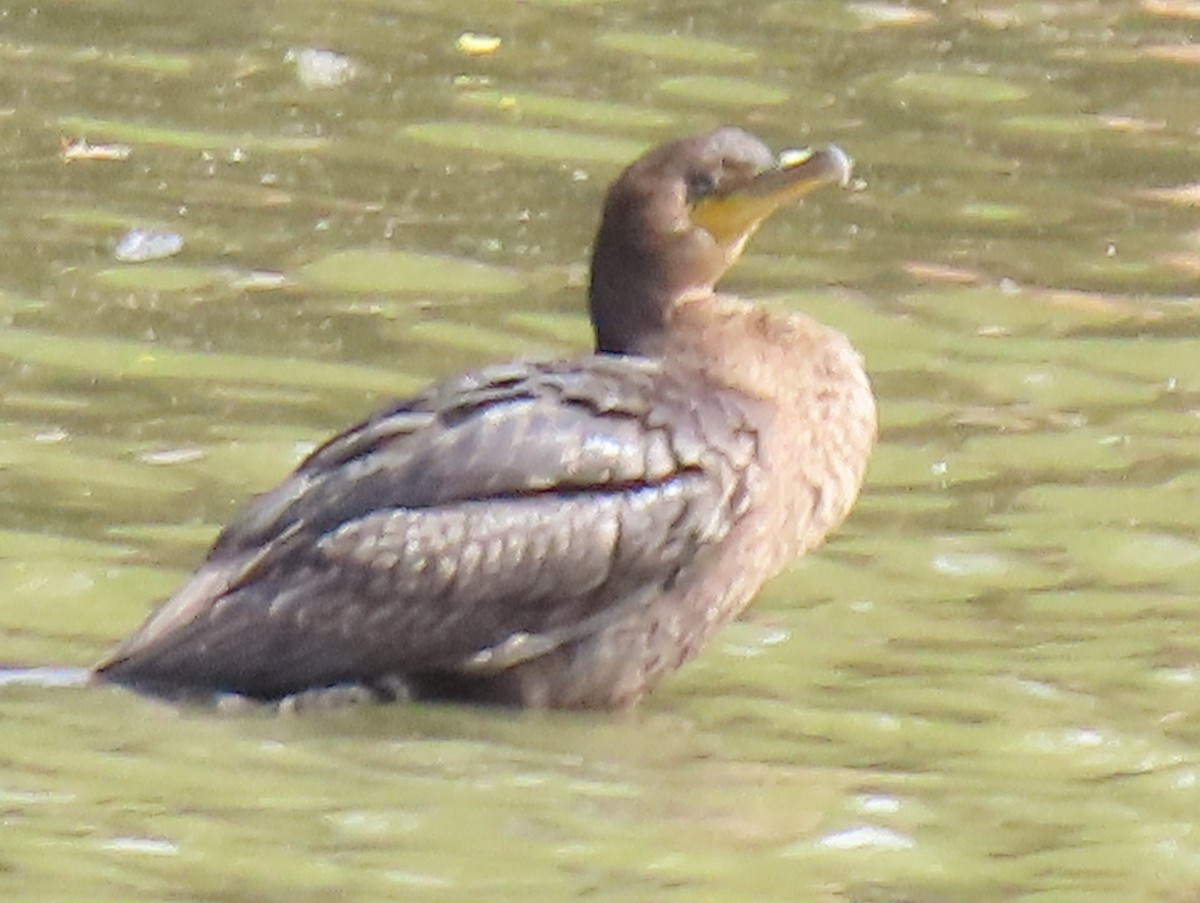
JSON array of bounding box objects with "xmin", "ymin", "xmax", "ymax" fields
[{"xmin": 1, "ymin": 1, "xmax": 1199, "ymax": 900}]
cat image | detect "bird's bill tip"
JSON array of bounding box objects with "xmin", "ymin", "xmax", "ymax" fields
[
  {"xmin": 691, "ymin": 143, "xmax": 853, "ymax": 248},
  {"xmin": 776, "ymin": 144, "xmax": 853, "ymax": 191}
]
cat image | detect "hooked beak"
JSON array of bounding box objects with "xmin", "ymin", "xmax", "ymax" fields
[{"xmin": 690, "ymin": 144, "xmax": 853, "ymax": 249}]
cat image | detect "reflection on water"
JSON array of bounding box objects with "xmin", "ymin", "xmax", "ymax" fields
[
  {"xmin": 1, "ymin": 1, "xmax": 1199, "ymax": 901},
  {"xmin": 0, "ymin": 666, "xmax": 89, "ymax": 687}
]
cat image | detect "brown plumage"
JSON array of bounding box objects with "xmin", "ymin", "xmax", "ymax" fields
[{"xmin": 93, "ymin": 127, "xmax": 876, "ymax": 709}]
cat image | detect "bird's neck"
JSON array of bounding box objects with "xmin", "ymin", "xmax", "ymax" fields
[
  {"xmin": 588, "ymin": 254, "xmax": 678, "ymax": 357},
  {"xmin": 588, "ymin": 197, "xmax": 720, "ymax": 357}
]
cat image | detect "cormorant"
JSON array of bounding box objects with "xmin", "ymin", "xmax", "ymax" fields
[{"xmin": 93, "ymin": 127, "xmax": 876, "ymax": 709}]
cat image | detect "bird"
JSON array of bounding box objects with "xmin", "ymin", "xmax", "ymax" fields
[{"xmin": 92, "ymin": 127, "xmax": 876, "ymax": 710}]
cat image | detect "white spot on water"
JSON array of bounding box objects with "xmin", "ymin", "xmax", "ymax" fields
[
  {"xmin": 138, "ymin": 447, "xmax": 206, "ymax": 466},
  {"xmin": 856, "ymin": 794, "xmax": 902, "ymax": 814},
  {"xmin": 932, "ymin": 551, "xmax": 1005, "ymax": 577},
  {"xmin": 817, "ymin": 825, "xmax": 915, "ymax": 851},
  {"xmin": 33, "ymin": 427, "xmax": 68, "ymax": 444},
  {"xmin": 100, "ymin": 837, "xmax": 179, "ymax": 856},
  {"xmin": 1064, "ymin": 727, "xmax": 1104, "ymax": 748},
  {"xmin": 1156, "ymin": 667, "xmax": 1197, "ymax": 686}
]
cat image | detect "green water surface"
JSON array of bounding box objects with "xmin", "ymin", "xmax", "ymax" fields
[{"xmin": 2, "ymin": 1, "xmax": 1199, "ymax": 901}]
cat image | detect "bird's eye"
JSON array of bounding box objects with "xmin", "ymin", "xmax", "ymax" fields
[{"xmin": 686, "ymin": 170, "xmax": 718, "ymax": 201}]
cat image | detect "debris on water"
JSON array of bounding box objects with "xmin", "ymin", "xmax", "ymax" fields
[
  {"xmin": 903, "ymin": 260, "xmax": 984, "ymax": 284},
  {"xmin": 289, "ymin": 48, "xmax": 357, "ymax": 88},
  {"xmin": 61, "ymin": 137, "xmax": 132, "ymax": 162},
  {"xmin": 230, "ymin": 270, "xmax": 289, "ymax": 291},
  {"xmin": 1140, "ymin": 0, "xmax": 1200, "ymax": 20},
  {"xmin": 455, "ymin": 32, "xmax": 502, "ymax": 56},
  {"xmin": 848, "ymin": 2, "xmax": 935, "ymax": 28},
  {"xmin": 33, "ymin": 427, "xmax": 69, "ymax": 444},
  {"xmin": 1138, "ymin": 182, "xmax": 1200, "ymax": 206},
  {"xmin": 114, "ymin": 229, "xmax": 185, "ymax": 263},
  {"xmin": 137, "ymin": 447, "xmax": 206, "ymax": 466}
]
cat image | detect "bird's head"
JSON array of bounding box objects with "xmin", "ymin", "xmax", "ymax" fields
[{"xmin": 589, "ymin": 127, "xmax": 852, "ymax": 355}]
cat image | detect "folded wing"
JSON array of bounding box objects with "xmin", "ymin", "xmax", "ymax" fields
[{"xmin": 95, "ymin": 357, "xmax": 762, "ymax": 699}]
